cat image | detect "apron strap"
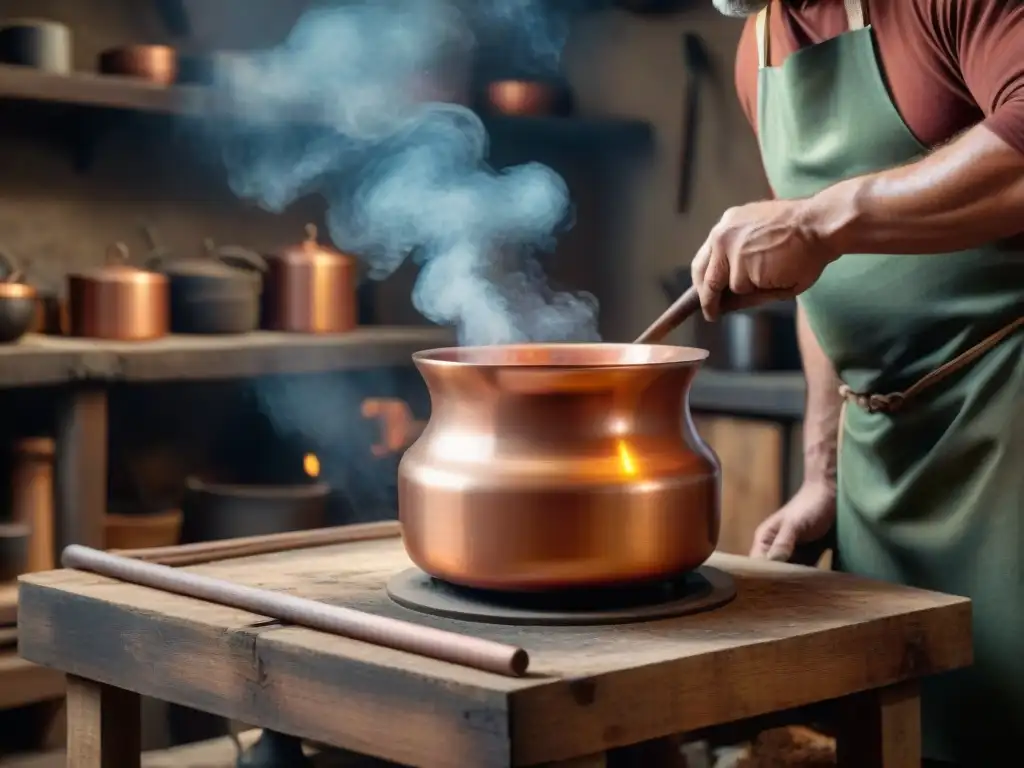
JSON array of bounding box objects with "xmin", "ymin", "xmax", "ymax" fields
[
  {"xmin": 756, "ymin": 2, "xmax": 771, "ymax": 69},
  {"xmin": 839, "ymin": 315, "xmax": 1024, "ymax": 413},
  {"xmin": 845, "ymin": 0, "xmax": 867, "ymax": 30},
  {"xmin": 759, "ymin": 0, "xmax": 866, "ymax": 69}
]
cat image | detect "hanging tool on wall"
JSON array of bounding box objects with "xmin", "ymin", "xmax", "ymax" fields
[{"xmin": 676, "ymin": 32, "xmax": 711, "ymax": 213}]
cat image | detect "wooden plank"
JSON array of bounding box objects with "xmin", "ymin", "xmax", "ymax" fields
[
  {"xmin": 54, "ymin": 388, "xmax": 108, "ymax": 554},
  {"xmin": 0, "ymin": 328, "xmax": 453, "ymax": 388},
  {"xmin": 0, "ymin": 64, "xmax": 210, "ymax": 116},
  {"xmin": 18, "ymin": 529, "xmax": 971, "ymax": 766},
  {"xmin": 1, "ymin": 581, "xmax": 16, "ymax": 625},
  {"xmin": 66, "ymin": 675, "xmax": 141, "ymax": 768},
  {"xmin": 693, "ymin": 416, "xmax": 784, "ymax": 556},
  {"xmin": 0, "ymin": 652, "xmax": 65, "ymax": 710}
]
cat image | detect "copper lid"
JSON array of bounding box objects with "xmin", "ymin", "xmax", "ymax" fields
[
  {"xmin": 72, "ymin": 243, "xmax": 168, "ymax": 286},
  {"xmin": 275, "ymin": 224, "xmax": 354, "ymax": 267}
]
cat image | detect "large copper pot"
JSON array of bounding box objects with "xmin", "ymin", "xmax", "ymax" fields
[
  {"xmin": 398, "ymin": 343, "xmax": 721, "ymax": 591},
  {"xmin": 262, "ymin": 224, "xmax": 356, "ymax": 333},
  {"xmin": 68, "ymin": 243, "xmax": 169, "ymax": 341}
]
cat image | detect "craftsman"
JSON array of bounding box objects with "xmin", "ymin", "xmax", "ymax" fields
[{"xmin": 694, "ymin": 0, "xmax": 1024, "ymax": 765}]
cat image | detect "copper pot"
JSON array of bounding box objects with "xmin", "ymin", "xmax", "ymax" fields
[
  {"xmin": 68, "ymin": 243, "xmax": 169, "ymax": 341},
  {"xmin": 398, "ymin": 343, "xmax": 720, "ymax": 591},
  {"xmin": 98, "ymin": 44, "xmax": 177, "ymax": 85},
  {"xmin": 484, "ymin": 79, "xmax": 572, "ymax": 116},
  {"xmin": 262, "ymin": 224, "xmax": 357, "ymax": 334}
]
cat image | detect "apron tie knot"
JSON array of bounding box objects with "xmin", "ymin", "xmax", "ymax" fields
[{"xmin": 838, "ymin": 385, "xmax": 905, "ymax": 414}]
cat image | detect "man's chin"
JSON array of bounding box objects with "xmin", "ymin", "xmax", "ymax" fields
[{"xmin": 712, "ymin": 0, "xmax": 769, "ymax": 17}]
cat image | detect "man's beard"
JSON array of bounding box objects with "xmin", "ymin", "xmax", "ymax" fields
[{"xmin": 712, "ymin": 0, "xmax": 769, "ymax": 16}]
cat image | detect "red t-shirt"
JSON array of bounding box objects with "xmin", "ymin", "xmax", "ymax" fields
[{"xmin": 734, "ymin": 0, "xmax": 1024, "ymax": 157}]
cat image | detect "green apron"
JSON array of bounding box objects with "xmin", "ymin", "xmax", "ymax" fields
[{"xmin": 754, "ymin": 0, "xmax": 1024, "ymax": 762}]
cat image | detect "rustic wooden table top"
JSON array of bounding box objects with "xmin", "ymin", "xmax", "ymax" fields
[{"xmin": 17, "ymin": 526, "xmax": 972, "ymax": 768}]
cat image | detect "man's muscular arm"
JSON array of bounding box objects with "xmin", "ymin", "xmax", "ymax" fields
[
  {"xmin": 801, "ymin": 0, "xmax": 1024, "ymax": 255},
  {"xmin": 796, "ymin": 304, "xmax": 841, "ymax": 494},
  {"xmin": 803, "ymin": 125, "xmax": 1024, "ymax": 256}
]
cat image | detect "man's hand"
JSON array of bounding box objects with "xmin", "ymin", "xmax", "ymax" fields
[
  {"xmin": 750, "ymin": 481, "xmax": 837, "ymax": 562},
  {"xmin": 690, "ymin": 199, "xmax": 844, "ymax": 320}
]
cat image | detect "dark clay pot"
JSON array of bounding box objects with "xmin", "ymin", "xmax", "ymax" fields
[
  {"xmin": 180, "ymin": 477, "xmax": 329, "ymax": 543},
  {"xmin": 148, "ymin": 241, "xmax": 265, "ymax": 335}
]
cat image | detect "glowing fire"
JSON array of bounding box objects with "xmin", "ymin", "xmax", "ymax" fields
[
  {"xmin": 616, "ymin": 440, "xmax": 637, "ymax": 476},
  {"xmin": 303, "ymin": 452, "xmax": 320, "ymax": 478}
]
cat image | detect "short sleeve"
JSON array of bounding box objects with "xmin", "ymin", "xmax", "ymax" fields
[{"xmin": 933, "ymin": 0, "xmax": 1024, "ymax": 156}]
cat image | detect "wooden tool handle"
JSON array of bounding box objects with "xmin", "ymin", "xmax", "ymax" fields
[
  {"xmin": 62, "ymin": 544, "xmax": 530, "ymax": 678},
  {"xmin": 634, "ymin": 285, "xmax": 701, "ymax": 344}
]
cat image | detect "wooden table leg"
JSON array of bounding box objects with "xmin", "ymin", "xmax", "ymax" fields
[
  {"xmin": 835, "ymin": 680, "xmax": 921, "ymax": 768},
  {"xmin": 54, "ymin": 387, "xmax": 108, "ymax": 557},
  {"xmin": 66, "ymin": 675, "xmax": 140, "ymax": 768}
]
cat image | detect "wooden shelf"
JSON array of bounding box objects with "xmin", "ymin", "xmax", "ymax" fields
[
  {"xmin": 0, "ymin": 63, "xmax": 653, "ymax": 152},
  {"xmin": 0, "ymin": 326, "xmax": 455, "ymax": 389},
  {"xmin": 0, "ymin": 652, "xmax": 65, "ymax": 710}
]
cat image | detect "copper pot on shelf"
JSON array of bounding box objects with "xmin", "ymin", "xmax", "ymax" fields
[
  {"xmin": 68, "ymin": 242, "xmax": 169, "ymax": 341},
  {"xmin": 398, "ymin": 343, "xmax": 720, "ymax": 591},
  {"xmin": 483, "ymin": 79, "xmax": 573, "ymax": 117},
  {"xmin": 262, "ymin": 224, "xmax": 357, "ymax": 334},
  {"xmin": 98, "ymin": 44, "xmax": 177, "ymax": 85}
]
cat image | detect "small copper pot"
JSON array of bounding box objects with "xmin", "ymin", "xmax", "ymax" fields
[
  {"xmin": 262, "ymin": 224, "xmax": 357, "ymax": 334},
  {"xmin": 484, "ymin": 79, "xmax": 572, "ymax": 117},
  {"xmin": 99, "ymin": 44, "xmax": 177, "ymax": 85},
  {"xmin": 68, "ymin": 243, "xmax": 169, "ymax": 341},
  {"xmin": 398, "ymin": 343, "xmax": 721, "ymax": 591}
]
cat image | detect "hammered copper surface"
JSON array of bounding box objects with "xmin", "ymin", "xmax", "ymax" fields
[
  {"xmin": 262, "ymin": 224, "xmax": 356, "ymax": 334},
  {"xmin": 67, "ymin": 243, "xmax": 169, "ymax": 340},
  {"xmin": 398, "ymin": 343, "xmax": 721, "ymax": 591}
]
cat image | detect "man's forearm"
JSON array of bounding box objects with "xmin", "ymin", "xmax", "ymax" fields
[
  {"xmin": 800, "ymin": 124, "xmax": 1024, "ymax": 256},
  {"xmin": 797, "ymin": 306, "xmax": 841, "ymax": 494}
]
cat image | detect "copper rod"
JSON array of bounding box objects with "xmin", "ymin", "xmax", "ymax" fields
[
  {"xmin": 113, "ymin": 521, "xmax": 401, "ymax": 566},
  {"xmin": 62, "ymin": 545, "xmax": 529, "ymax": 678}
]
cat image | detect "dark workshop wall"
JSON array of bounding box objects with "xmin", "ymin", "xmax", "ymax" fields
[
  {"xmin": 0, "ymin": 0, "xmax": 770, "ymax": 339},
  {"xmin": 565, "ymin": 5, "xmax": 771, "ymax": 341}
]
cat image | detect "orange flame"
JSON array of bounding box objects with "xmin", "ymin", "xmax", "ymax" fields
[{"xmin": 303, "ymin": 453, "xmax": 320, "ymax": 478}]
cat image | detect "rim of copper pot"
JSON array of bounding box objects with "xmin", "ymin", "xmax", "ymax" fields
[{"xmin": 412, "ymin": 343, "xmax": 709, "ymax": 370}]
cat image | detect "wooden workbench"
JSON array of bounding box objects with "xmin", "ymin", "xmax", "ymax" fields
[{"xmin": 17, "ymin": 523, "xmax": 972, "ymax": 767}]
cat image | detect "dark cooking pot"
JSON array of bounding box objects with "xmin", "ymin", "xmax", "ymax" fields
[
  {"xmin": 0, "ymin": 250, "xmax": 37, "ymax": 344},
  {"xmin": 146, "ymin": 234, "xmax": 265, "ymax": 335},
  {"xmin": 0, "ymin": 522, "xmax": 29, "ymax": 581},
  {"xmin": 0, "ymin": 19, "xmax": 71, "ymax": 73},
  {"xmin": 660, "ymin": 270, "xmax": 800, "ymax": 372},
  {"xmin": 180, "ymin": 477, "xmax": 329, "ymax": 543}
]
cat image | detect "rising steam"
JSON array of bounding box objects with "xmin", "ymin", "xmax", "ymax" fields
[{"xmin": 209, "ymin": 0, "xmax": 599, "ymax": 345}]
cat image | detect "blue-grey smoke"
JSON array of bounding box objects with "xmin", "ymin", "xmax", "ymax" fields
[
  {"xmin": 205, "ymin": 0, "xmax": 597, "ymax": 513},
  {"xmin": 209, "ymin": 0, "xmax": 599, "ymax": 345}
]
